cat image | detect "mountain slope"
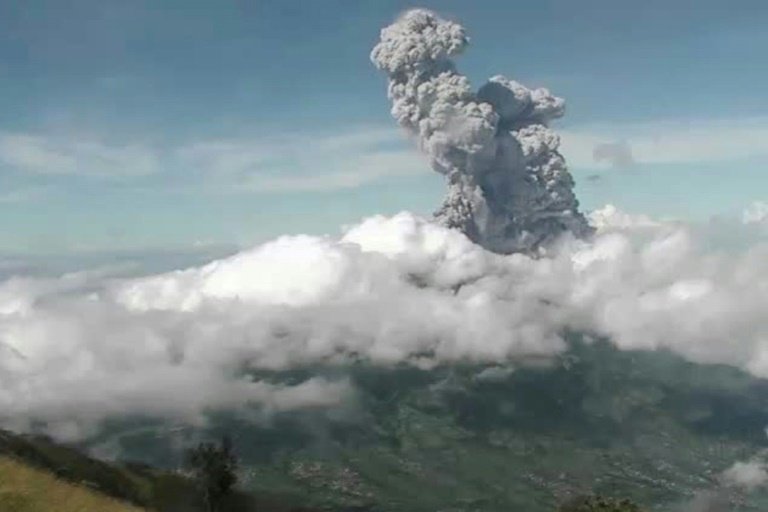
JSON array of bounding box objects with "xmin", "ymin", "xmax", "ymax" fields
[
  {"xmin": 0, "ymin": 455, "xmax": 145, "ymax": 512},
  {"xmin": 0, "ymin": 428, "xmax": 153, "ymax": 507},
  {"xmin": 91, "ymin": 337, "xmax": 768, "ymax": 512},
  {"xmin": 0, "ymin": 427, "xmax": 326, "ymax": 512}
]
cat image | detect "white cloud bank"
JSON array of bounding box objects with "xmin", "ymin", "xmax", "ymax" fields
[{"xmin": 1, "ymin": 205, "xmax": 768, "ymax": 439}]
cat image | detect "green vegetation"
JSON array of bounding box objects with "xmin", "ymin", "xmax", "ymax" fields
[
  {"xmin": 0, "ymin": 429, "xmax": 314, "ymax": 511},
  {"xmin": 95, "ymin": 338, "xmax": 768, "ymax": 511},
  {"xmin": 557, "ymin": 495, "xmax": 645, "ymax": 512},
  {"xmin": 0, "ymin": 455, "xmax": 145, "ymax": 512},
  {"xmin": 0, "ymin": 443, "xmax": 648, "ymax": 512},
  {"xmin": 185, "ymin": 436, "xmax": 239, "ymax": 512},
  {"xmin": 0, "ymin": 418, "xmax": 743, "ymax": 512},
  {"xmin": 5, "ymin": 337, "xmax": 768, "ymax": 511},
  {"xmin": 0, "ymin": 428, "xmax": 151, "ymax": 506}
]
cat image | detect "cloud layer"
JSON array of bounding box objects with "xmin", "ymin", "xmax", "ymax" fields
[{"xmin": 1, "ymin": 205, "xmax": 767, "ymax": 439}]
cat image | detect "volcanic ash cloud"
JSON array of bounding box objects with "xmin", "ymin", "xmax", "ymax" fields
[{"xmin": 371, "ymin": 9, "xmax": 592, "ymax": 254}]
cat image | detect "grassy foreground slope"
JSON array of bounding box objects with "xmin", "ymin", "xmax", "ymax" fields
[
  {"xmin": 0, "ymin": 428, "xmax": 154, "ymax": 506},
  {"xmin": 0, "ymin": 455, "xmax": 145, "ymax": 512},
  {"xmin": 0, "ymin": 428, "xmax": 314, "ymax": 512}
]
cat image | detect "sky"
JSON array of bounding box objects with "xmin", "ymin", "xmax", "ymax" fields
[{"xmin": 1, "ymin": 0, "xmax": 767, "ymax": 257}]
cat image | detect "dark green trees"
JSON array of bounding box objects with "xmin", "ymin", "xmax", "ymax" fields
[
  {"xmin": 185, "ymin": 435, "xmax": 239, "ymax": 512},
  {"xmin": 557, "ymin": 495, "xmax": 645, "ymax": 512}
]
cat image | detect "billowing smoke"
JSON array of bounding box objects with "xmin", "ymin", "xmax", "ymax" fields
[{"xmin": 371, "ymin": 9, "xmax": 591, "ymax": 254}]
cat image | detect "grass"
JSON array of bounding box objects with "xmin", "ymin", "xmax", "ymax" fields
[
  {"xmin": 0, "ymin": 428, "xmax": 152, "ymax": 506},
  {"xmin": 0, "ymin": 428, "xmax": 322, "ymax": 512},
  {"xmin": 0, "ymin": 455, "xmax": 146, "ymax": 512}
]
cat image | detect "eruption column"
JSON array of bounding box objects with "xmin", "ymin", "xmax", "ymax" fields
[{"xmin": 371, "ymin": 9, "xmax": 592, "ymax": 254}]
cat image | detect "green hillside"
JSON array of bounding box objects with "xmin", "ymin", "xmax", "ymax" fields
[
  {"xmin": 90, "ymin": 338, "xmax": 768, "ymax": 512},
  {"xmin": 4, "ymin": 337, "xmax": 766, "ymax": 511},
  {"xmin": 0, "ymin": 432, "xmax": 645, "ymax": 512},
  {"xmin": 0, "ymin": 428, "xmax": 315, "ymax": 512},
  {"xmin": 0, "ymin": 455, "xmax": 146, "ymax": 512}
]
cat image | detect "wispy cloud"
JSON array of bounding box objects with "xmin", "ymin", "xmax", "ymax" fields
[
  {"xmin": 0, "ymin": 133, "xmax": 160, "ymax": 178},
  {"xmin": 0, "ymin": 127, "xmax": 426, "ymax": 191},
  {"xmin": 0, "ymin": 187, "xmax": 48, "ymax": 204},
  {"xmin": 561, "ymin": 117, "xmax": 768, "ymax": 170},
  {"xmin": 177, "ymin": 127, "xmax": 427, "ymax": 192},
  {"xmin": 592, "ymin": 141, "xmax": 634, "ymax": 168},
  {"xmin": 3, "ymin": 118, "xmax": 766, "ymax": 193}
]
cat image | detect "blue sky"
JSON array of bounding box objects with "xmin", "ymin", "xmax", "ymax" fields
[{"xmin": 1, "ymin": 0, "xmax": 767, "ymax": 256}]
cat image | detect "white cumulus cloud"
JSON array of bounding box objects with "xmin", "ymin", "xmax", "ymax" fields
[
  {"xmin": 743, "ymin": 201, "xmax": 768, "ymax": 225},
  {"xmin": 721, "ymin": 460, "xmax": 768, "ymax": 490},
  {"xmin": 1, "ymin": 206, "xmax": 768, "ymax": 440}
]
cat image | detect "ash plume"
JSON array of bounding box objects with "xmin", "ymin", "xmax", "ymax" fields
[{"xmin": 371, "ymin": 9, "xmax": 592, "ymax": 254}]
